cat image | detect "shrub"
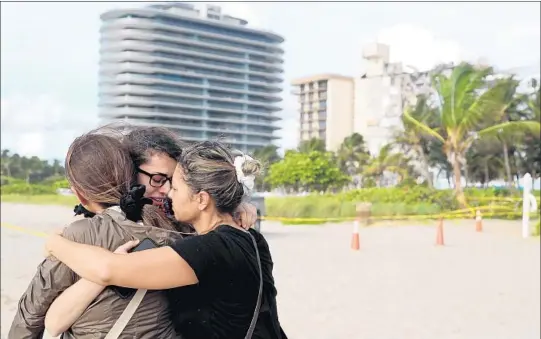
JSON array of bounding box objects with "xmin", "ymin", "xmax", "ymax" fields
[
  {"xmin": 2, "ymin": 182, "xmax": 538, "ymax": 225},
  {"xmin": 42, "ymin": 176, "xmax": 70, "ymax": 189},
  {"xmin": 341, "ymin": 186, "xmax": 459, "ymax": 209},
  {"xmin": 1, "ymin": 183, "xmax": 57, "ymax": 195},
  {"xmin": 265, "ymin": 187, "xmax": 537, "ymax": 224},
  {"xmin": 265, "ymin": 196, "xmax": 356, "ymax": 219},
  {"xmin": 1, "ymin": 176, "xmax": 69, "ymax": 195}
]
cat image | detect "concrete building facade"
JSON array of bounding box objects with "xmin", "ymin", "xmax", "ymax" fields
[
  {"xmin": 291, "ymin": 44, "xmax": 423, "ymax": 155},
  {"xmin": 353, "ymin": 43, "xmax": 421, "ymax": 156},
  {"xmin": 98, "ymin": 3, "xmax": 284, "ymax": 153},
  {"xmin": 291, "ymin": 74, "xmax": 355, "ymax": 151}
]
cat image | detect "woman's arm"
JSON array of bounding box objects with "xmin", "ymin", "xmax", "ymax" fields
[
  {"xmin": 8, "ymin": 219, "xmax": 93, "ymax": 339},
  {"xmin": 44, "ymin": 279, "xmax": 105, "ymax": 337},
  {"xmin": 44, "ymin": 237, "xmax": 165, "ymax": 336},
  {"xmin": 45, "ymin": 234, "xmax": 198, "ymax": 290}
]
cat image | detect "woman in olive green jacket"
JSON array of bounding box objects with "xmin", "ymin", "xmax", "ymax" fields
[
  {"xmin": 7, "ymin": 129, "xmax": 182, "ymax": 339},
  {"xmin": 8, "ymin": 126, "xmax": 257, "ymax": 339}
]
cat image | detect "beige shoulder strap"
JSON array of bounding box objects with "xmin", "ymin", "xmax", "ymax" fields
[{"xmin": 104, "ymin": 288, "xmax": 148, "ymax": 339}]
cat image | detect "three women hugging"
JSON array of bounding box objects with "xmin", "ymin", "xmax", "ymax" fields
[{"xmin": 8, "ymin": 124, "xmax": 287, "ymax": 339}]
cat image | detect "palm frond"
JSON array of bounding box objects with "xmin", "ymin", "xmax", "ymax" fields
[
  {"xmin": 457, "ymin": 78, "xmax": 513, "ymax": 137},
  {"xmin": 477, "ymin": 121, "xmax": 541, "ymax": 143},
  {"xmin": 403, "ymin": 107, "xmax": 445, "ymax": 143},
  {"xmin": 452, "ymin": 64, "xmax": 492, "ymax": 124}
]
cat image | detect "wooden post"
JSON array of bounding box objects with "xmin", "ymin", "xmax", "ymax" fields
[
  {"xmin": 436, "ymin": 218, "xmax": 444, "ymax": 246},
  {"xmin": 475, "ymin": 210, "xmax": 482, "ymax": 232}
]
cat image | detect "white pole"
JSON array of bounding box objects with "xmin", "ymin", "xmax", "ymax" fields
[
  {"xmin": 353, "ymin": 220, "xmax": 359, "ymax": 234},
  {"xmin": 522, "ymin": 173, "xmax": 533, "ymax": 238}
]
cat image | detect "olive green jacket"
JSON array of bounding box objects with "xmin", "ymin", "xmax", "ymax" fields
[{"xmin": 8, "ymin": 208, "xmax": 184, "ymax": 339}]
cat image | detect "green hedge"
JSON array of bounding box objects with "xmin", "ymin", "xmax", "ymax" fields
[
  {"xmin": 265, "ymin": 195, "xmax": 443, "ymax": 220},
  {"xmin": 1, "ymin": 181, "xmax": 539, "ymax": 226},
  {"xmin": 1, "ymin": 183, "xmax": 58, "ymax": 195},
  {"xmin": 0, "ymin": 177, "xmax": 69, "ymax": 195},
  {"xmin": 342, "ymin": 187, "xmax": 459, "ymax": 209},
  {"xmin": 0, "ymin": 194, "xmax": 78, "ymax": 206},
  {"xmin": 265, "ymin": 187, "xmax": 541, "ymax": 223},
  {"xmin": 534, "ymin": 220, "xmax": 540, "ymax": 237}
]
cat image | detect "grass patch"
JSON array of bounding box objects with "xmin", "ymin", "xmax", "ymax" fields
[
  {"xmin": 1, "ymin": 194, "xmax": 78, "ymax": 207},
  {"xmin": 265, "ymin": 196, "xmax": 442, "ymax": 224},
  {"xmin": 2, "ymin": 193, "xmax": 536, "ymax": 226}
]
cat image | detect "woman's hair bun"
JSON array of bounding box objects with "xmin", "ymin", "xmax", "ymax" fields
[{"xmin": 241, "ymin": 157, "xmax": 262, "ymax": 177}]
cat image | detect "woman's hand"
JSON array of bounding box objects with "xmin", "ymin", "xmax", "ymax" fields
[
  {"xmin": 114, "ymin": 240, "xmax": 140, "ymax": 254},
  {"xmin": 43, "ymin": 228, "xmax": 66, "ymax": 258},
  {"xmin": 234, "ymin": 202, "xmax": 258, "ymax": 230}
]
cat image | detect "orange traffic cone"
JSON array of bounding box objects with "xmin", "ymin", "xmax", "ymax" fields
[
  {"xmin": 351, "ymin": 220, "xmax": 360, "ymax": 251},
  {"xmin": 475, "ymin": 210, "xmax": 483, "ymax": 232},
  {"xmin": 435, "ymin": 218, "xmax": 444, "ymax": 246}
]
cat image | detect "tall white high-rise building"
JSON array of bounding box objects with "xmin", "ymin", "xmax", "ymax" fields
[{"xmin": 98, "ymin": 3, "xmax": 284, "ymax": 153}]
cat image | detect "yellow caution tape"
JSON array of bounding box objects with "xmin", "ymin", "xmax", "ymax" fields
[{"xmin": 260, "ymin": 204, "xmax": 537, "ymax": 223}]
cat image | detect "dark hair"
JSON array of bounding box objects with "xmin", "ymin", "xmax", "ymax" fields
[
  {"xmin": 179, "ymin": 141, "xmax": 261, "ymax": 214},
  {"xmin": 123, "ymin": 126, "xmax": 188, "ymax": 167},
  {"xmin": 121, "ymin": 125, "xmax": 195, "ymax": 233},
  {"xmin": 65, "ymin": 127, "xmax": 174, "ymax": 230}
]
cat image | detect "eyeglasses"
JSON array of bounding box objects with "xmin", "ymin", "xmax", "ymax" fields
[{"xmin": 137, "ymin": 168, "xmax": 172, "ymax": 188}]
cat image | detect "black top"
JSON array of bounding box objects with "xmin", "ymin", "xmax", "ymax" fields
[{"xmin": 167, "ymin": 225, "xmax": 286, "ymax": 339}]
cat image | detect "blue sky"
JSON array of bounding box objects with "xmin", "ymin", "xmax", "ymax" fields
[{"xmin": 1, "ymin": 1, "xmax": 540, "ymax": 160}]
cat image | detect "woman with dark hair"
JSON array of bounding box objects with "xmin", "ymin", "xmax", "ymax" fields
[
  {"xmin": 39, "ymin": 126, "xmax": 259, "ymax": 337},
  {"xmin": 124, "ymin": 126, "xmax": 186, "ymax": 212},
  {"xmin": 73, "ymin": 125, "xmax": 258, "ymax": 231},
  {"xmin": 44, "ymin": 140, "xmax": 287, "ymax": 339}
]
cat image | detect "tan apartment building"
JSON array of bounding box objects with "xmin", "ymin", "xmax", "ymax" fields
[{"xmin": 291, "ymin": 74, "xmax": 355, "ymax": 151}]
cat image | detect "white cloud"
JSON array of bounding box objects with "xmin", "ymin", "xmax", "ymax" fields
[
  {"xmin": 0, "ymin": 1, "xmax": 274, "ymax": 158},
  {"xmin": 375, "ymin": 24, "xmax": 464, "ymax": 71},
  {"xmin": 1, "ymin": 2, "xmax": 111, "ymax": 159},
  {"xmin": 496, "ymin": 21, "xmax": 540, "ymax": 68},
  {"xmin": 0, "ymin": 94, "xmax": 98, "ymax": 159},
  {"xmin": 503, "ymin": 22, "xmax": 540, "ymax": 40}
]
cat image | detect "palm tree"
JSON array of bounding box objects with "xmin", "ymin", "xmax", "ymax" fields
[
  {"xmin": 404, "ymin": 62, "xmax": 541, "ymax": 207},
  {"xmin": 52, "ymin": 159, "xmax": 64, "ymax": 176},
  {"xmin": 336, "ymin": 133, "xmax": 370, "ymax": 176},
  {"xmin": 487, "ymin": 77, "xmax": 525, "ymax": 187},
  {"xmin": 252, "ymin": 145, "xmax": 280, "ymax": 165},
  {"xmin": 362, "ymin": 144, "xmax": 412, "ymax": 187},
  {"xmin": 481, "ymin": 78, "xmax": 540, "ymax": 185},
  {"xmin": 1, "ymin": 149, "xmax": 11, "ymax": 177},
  {"xmin": 397, "ymin": 95, "xmax": 437, "ymax": 188},
  {"xmin": 428, "ymin": 141, "xmax": 454, "ymax": 187},
  {"xmin": 466, "ymin": 140, "xmax": 504, "ymax": 187},
  {"xmin": 252, "ymin": 145, "xmax": 281, "ymax": 192},
  {"xmin": 520, "ymin": 83, "xmax": 541, "ymax": 178},
  {"xmin": 298, "ymin": 138, "xmax": 325, "ymax": 153}
]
